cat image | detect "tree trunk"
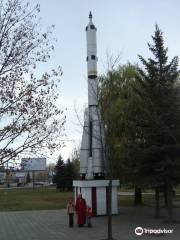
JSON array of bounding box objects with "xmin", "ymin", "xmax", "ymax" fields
[
  {"xmin": 167, "ymin": 182, "xmax": 173, "ymax": 223},
  {"xmin": 155, "ymin": 187, "xmax": 160, "ymax": 218},
  {"xmin": 107, "ymin": 179, "xmax": 113, "ymax": 240},
  {"xmin": 164, "ymin": 187, "xmax": 168, "ymax": 208},
  {"xmin": 134, "ymin": 186, "xmax": 142, "ymax": 205},
  {"xmin": 32, "ymin": 171, "xmax": 35, "ymax": 189}
]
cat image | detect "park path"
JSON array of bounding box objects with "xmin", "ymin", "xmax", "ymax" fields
[{"xmin": 0, "ymin": 207, "xmax": 180, "ymax": 240}]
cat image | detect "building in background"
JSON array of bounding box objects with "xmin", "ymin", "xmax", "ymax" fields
[
  {"xmin": 21, "ymin": 157, "xmax": 48, "ymax": 186},
  {"xmin": 21, "ymin": 158, "xmax": 46, "ymax": 171}
]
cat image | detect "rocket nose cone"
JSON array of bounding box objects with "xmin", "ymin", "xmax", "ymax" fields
[
  {"xmin": 86, "ymin": 11, "xmax": 96, "ymax": 31},
  {"xmin": 89, "ymin": 11, "xmax": 92, "ymax": 19}
]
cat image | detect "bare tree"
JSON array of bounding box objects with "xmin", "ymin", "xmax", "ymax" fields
[{"xmin": 0, "ymin": 0, "xmax": 65, "ymax": 166}]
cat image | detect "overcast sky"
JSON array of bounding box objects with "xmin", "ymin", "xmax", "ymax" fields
[{"xmin": 30, "ymin": 0, "xmax": 180, "ymax": 163}]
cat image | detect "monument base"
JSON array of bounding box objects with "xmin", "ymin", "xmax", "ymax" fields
[{"xmin": 73, "ymin": 180, "xmax": 119, "ymax": 216}]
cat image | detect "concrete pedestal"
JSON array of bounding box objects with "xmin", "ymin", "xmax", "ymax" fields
[{"xmin": 73, "ymin": 180, "xmax": 119, "ymax": 216}]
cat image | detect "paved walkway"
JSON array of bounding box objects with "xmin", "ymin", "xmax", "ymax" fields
[{"xmin": 0, "ymin": 207, "xmax": 180, "ymax": 240}]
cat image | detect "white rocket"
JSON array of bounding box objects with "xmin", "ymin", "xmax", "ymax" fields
[{"xmin": 80, "ymin": 12, "xmax": 105, "ymax": 180}]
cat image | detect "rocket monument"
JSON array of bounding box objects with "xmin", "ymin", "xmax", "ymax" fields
[
  {"xmin": 73, "ymin": 12, "xmax": 119, "ymax": 216},
  {"xmin": 80, "ymin": 11, "xmax": 105, "ymax": 180}
]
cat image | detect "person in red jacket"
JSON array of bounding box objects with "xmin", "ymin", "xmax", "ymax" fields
[{"xmin": 75, "ymin": 194, "xmax": 87, "ymax": 227}]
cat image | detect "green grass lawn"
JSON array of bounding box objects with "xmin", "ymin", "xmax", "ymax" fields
[
  {"xmin": 118, "ymin": 193, "xmax": 180, "ymax": 207},
  {"xmin": 0, "ymin": 187, "xmax": 179, "ymax": 212},
  {"xmin": 118, "ymin": 194, "xmax": 154, "ymax": 207},
  {"xmin": 0, "ymin": 187, "xmax": 73, "ymax": 211}
]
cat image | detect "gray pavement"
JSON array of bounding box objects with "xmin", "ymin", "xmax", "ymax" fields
[{"xmin": 0, "ymin": 207, "xmax": 180, "ymax": 240}]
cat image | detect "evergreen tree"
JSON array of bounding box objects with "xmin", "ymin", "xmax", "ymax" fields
[
  {"xmin": 26, "ymin": 172, "xmax": 31, "ymax": 184},
  {"xmin": 65, "ymin": 159, "xmax": 76, "ymax": 191},
  {"xmin": 53, "ymin": 156, "xmax": 78, "ymax": 191},
  {"xmin": 54, "ymin": 155, "xmax": 66, "ymax": 191},
  {"xmin": 130, "ymin": 25, "xmax": 180, "ymax": 221}
]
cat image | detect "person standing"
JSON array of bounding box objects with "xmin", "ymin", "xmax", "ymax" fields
[
  {"xmin": 86, "ymin": 205, "xmax": 93, "ymax": 227},
  {"xmin": 67, "ymin": 198, "xmax": 75, "ymax": 227},
  {"xmin": 75, "ymin": 194, "xmax": 87, "ymax": 227}
]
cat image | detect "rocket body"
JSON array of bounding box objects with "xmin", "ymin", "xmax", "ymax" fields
[
  {"xmin": 80, "ymin": 12, "xmax": 105, "ymax": 179},
  {"xmin": 86, "ymin": 15, "xmax": 98, "ymax": 106}
]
